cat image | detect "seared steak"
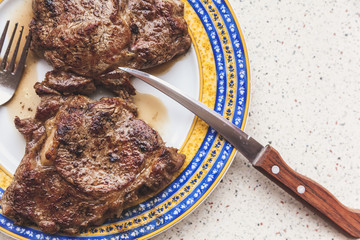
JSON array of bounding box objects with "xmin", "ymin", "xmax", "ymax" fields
[
  {"xmin": 1, "ymin": 87, "xmax": 185, "ymax": 234},
  {"xmin": 33, "ymin": 70, "xmax": 136, "ymax": 101},
  {"xmin": 30, "ymin": 0, "xmax": 191, "ymax": 77}
]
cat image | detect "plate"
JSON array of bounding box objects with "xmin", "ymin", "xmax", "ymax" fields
[{"xmin": 0, "ymin": 0, "xmax": 250, "ymax": 238}]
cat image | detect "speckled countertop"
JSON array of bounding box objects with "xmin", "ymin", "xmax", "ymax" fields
[
  {"xmin": 1, "ymin": 0, "xmax": 360, "ymax": 239},
  {"xmin": 153, "ymin": 0, "xmax": 360, "ymax": 239}
]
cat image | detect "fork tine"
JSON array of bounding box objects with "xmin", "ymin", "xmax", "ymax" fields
[
  {"xmin": 0, "ymin": 23, "xmax": 18, "ymax": 71},
  {"xmin": 14, "ymin": 30, "xmax": 32, "ymax": 77},
  {"xmin": 8, "ymin": 26, "xmax": 24, "ymax": 73},
  {"xmin": 0, "ymin": 20, "xmax": 10, "ymax": 54}
]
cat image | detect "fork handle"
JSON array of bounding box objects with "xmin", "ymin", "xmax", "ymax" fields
[{"xmin": 254, "ymin": 145, "xmax": 360, "ymax": 238}]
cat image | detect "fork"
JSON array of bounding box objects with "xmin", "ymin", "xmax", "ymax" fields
[{"xmin": 0, "ymin": 20, "xmax": 32, "ymax": 105}]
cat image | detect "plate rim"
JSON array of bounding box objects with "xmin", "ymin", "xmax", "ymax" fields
[{"xmin": 136, "ymin": 0, "xmax": 251, "ymax": 238}]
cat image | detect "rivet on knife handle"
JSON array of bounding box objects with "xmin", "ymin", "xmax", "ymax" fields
[{"xmin": 254, "ymin": 145, "xmax": 360, "ymax": 238}]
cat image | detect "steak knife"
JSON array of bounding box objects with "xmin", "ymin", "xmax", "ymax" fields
[{"xmin": 119, "ymin": 67, "xmax": 360, "ymax": 238}]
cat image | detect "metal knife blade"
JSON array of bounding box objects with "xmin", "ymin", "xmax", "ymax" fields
[
  {"xmin": 119, "ymin": 67, "xmax": 360, "ymax": 238},
  {"xmin": 119, "ymin": 67, "xmax": 264, "ymax": 164}
]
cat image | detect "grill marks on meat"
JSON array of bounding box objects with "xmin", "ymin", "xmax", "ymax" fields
[
  {"xmin": 31, "ymin": 0, "xmax": 191, "ymax": 77},
  {"xmin": 1, "ymin": 94, "xmax": 185, "ymax": 234}
]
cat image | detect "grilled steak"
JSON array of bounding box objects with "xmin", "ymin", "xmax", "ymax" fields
[
  {"xmin": 30, "ymin": 0, "xmax": 191, "ymax": 77},
  {"xmin": 33, "ymin": 69, "xmax": 136, "ymax": 102},
  {"xmin": 1, "ymin": 82, "xmax": 185, "ymax": 234}
]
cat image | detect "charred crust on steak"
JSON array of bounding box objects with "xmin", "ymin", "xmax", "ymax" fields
[
  {"xmin": 43, "ymin": 71, "xmax": 97, "ymax": 95},
  {"xmin": 33, "ymin": 69, "xmax": 136, "ymax": 121},
  {"xmin": 36, "ymin": 70, "xmax": 136, "ymax": 98},
  {"xmin": 1, "ymin": 93, "xmax": 185, "ymax": 234},
  {"xmin": 30, "ymin": 0, "xmax": 191, "ymax": 77}
]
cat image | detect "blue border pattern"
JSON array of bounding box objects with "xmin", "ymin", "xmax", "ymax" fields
[{"xmin": 0, "ymin": 0, "xmax": 248, "ymax": 239}]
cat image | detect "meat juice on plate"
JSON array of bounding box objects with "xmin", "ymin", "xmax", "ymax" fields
[
  {"xmin": 6, "ymin": 52, "xmax": 40, "ymax": 120},
  {"xmin": 135, "ymin": 54, "xmax": 188, "ymax": 135},
  {"xmin": 3, "ymin": 0, "xmax": 40, "ymax": 120},
  {"xmin": 133, "ymin": 92, "xmax": 169, "ymax": 137}
]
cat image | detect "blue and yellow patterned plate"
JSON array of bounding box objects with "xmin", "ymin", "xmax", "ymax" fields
[{"xmin": 0, "ymin": 0, "xmax": 249, "ymax": 238}]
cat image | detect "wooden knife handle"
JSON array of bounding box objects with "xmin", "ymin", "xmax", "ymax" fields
[{"xmin": 253, "ymin": 145, "xmax": 360, "ymax": 238}]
